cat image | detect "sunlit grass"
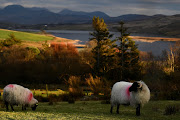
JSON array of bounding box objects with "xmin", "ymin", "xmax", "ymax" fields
[
  {"xmin": 0, "ymin": 29, "xmax": 53, "ymax": 42},
  {"xmin": 32, "ymin": 89, "xmax": 65, "ymax": 97},
  {"xmin": 0, "ymin": 101, "xmax": 179, "ymax": 120}
]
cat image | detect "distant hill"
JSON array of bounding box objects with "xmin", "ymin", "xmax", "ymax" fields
[
  {"xmin": 0, "ymin": 5, "xmax": 111, "ymax": 24},
  {"xmin": 115, "ymin": 14, "xmax": 150, "ymax": 21},
  {"xmin": 0, "ymin": 5, "xmax": 60, "ymax": 24},
  {"xmin": 0, "ymin": 5, "xmax": 162, "ymax": 25},
  {"xmin": 123, "ymin": 14, "xmax": 180, "ymax": 37},
  {"xmin": 0, "ymin": 5, "xmax": 179, "ymax": 37},
  {"xmin": 59, "ymin": 9, "xmax": 110, "ymax": 18}
]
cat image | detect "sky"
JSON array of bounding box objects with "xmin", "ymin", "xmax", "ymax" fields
[{"xmin": 0, "ymin": 0, "xmax": 179, "ymax": 17}]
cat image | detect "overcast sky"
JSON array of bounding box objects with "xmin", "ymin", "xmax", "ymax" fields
[{"xmin": 0, "ymin": 0, "xmax": 179, "ymax": 16}]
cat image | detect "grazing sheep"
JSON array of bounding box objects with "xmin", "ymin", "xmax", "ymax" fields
[
  {"xmin": 3, "ymin": 84, "xmax": 38, "ymax": 111},
  {"xmin": 110, "ymin": 81, "xmax": 150, "ymax": 116}
]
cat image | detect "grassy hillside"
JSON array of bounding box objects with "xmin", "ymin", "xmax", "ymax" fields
[
  {"xmin": 0, "ymin": 101, "xmax": 179, "ymax": 120},
  {"xmin": 0, "ymin": 29, "xmax": 54, "ymax": 42}
]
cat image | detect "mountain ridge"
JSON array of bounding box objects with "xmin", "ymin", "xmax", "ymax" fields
[
  {"xmin": 59, "ymin": 8, "xmax": 110, "ymax": 18},
  {"xmin": 0, "ymin": 5, "xmax": 179, "ymax": 37},
  {"xmin": 0, "ymin": 5, "xmax": 174, "ymax": 25}
]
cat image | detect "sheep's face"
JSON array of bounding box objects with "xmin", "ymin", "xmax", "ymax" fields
[
  {"xmin": 129, "ymin": 82, "xmax": 142, "ymax": 92},
  {"xmin": 31, "ymin": 103, "xmax": 38, "ymax": 111}
]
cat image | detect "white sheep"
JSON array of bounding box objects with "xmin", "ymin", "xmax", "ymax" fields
[
  {"xmin": 110, "ymin": 81, "xmax": 150, "ymax": 116},
  {"xmin": 3, "ymin": 84, "xmax": 38, "ymax": 111}
]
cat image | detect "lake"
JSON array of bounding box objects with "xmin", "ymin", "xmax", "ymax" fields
[
  {"xmin": 45, "ymin": 30, "xmax": 175, "ymax": 56},
  {"xmin": 17, "ymin": 29, "xmax": 176, "ymax": 56}
]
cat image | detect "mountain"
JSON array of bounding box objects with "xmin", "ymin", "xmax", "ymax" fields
[
  {"xmin": 0, "ymin": 5, "xmax": 61, "ymax": 24},
  {"xmin": 0, "ymin": 5, "xmax": 111, "ymax": 24},
  {"xmin": 110, "ymin": 14, "xmax": 180, "ymax": 37},
  {"xmin": 0, "ymin": 5, "xmax": 179, "ymax": 37},
  {"xmin": 31, "ymin": 7, "xmax": 49, "ymax": 11},
  {"xmin": 0, "ymin": 5, "xmax": 154, "ymax": 25},
  {"xmin": 116, "ymin": 14, "xmax": 150, "ymax": 21},
  {"xmin": 59, "ymin": 9, "xmax": 110, "ymax": 18}
]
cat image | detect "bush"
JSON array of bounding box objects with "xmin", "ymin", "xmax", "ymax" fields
[
  {"xmin": 25, "ymin": 47, "xmax": 40, "ymax": 61},
  {"xmin": 48, "ymin": 94, "xmax": 62, "ymax": 103},
  {"xmin": 0, "ymin": 40, "xmax": 92, "ymax": 84},
  {"xmin": 1, "ymin": 33, "xmax": 21, "ymax": 47},
  {"xmin": 86, "ymin": 74, "xmax": 102, "ymax": 96},
  {"xmin": 35, "ymin": 93, "xmax": 71, "ymax": 102},
  {"xmin": 35, "ymin": 95, "xmax": 49, "ymax": 102},
  {"xmin": 26, "ymin": 47, "xmax": 40, "ymax": 55},
  {"xmin": 68, "ymin": 94, "xmax": 75, "ymax": 104},
  {"xmin": 67, "ymin": 76, "xmax": 84, "ymax": 99}
]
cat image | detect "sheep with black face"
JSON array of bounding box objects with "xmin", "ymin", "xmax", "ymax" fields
[
  {"xmin": 110, "ymin": 81, "xmax": 150, "ymax": 116},
  {"xmin": 3, "ymin": 84, "xmax": 38, "ymax": 111}
]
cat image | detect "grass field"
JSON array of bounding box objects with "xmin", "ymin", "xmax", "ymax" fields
[
  {"xmin": 0, "ymin": 101, "xmax": 179, "ymax": 120},
  {"xmin": 33, "ymin": 89, "xmax": 66, "ymax": 97},
  {"xmin": 0, "ymin": 29, "xmax": 53, "ymax": 42}
]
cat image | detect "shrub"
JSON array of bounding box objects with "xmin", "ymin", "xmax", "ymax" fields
[
  {"xmin": 2, "ymin": 46, "xmax": 27, "ymax": 63},
  {"xmin": 1, "ymin": 33, "xmax": 21, "ymax": 47},
  {"xmin": 67, "ymin": 76, "xmax": 84, "ymax": 99},
  {"xmin": 48, "ymin": 94, "xmax": 61, "ymax": 103},
  {"xmin": 68, "ymin": 94, "xmax": 75, "ymax": 104},
  {"xmin": 50, "ymin": 42, "xmax": 78, "ymax": 55},
  {"xmin": 26, "ymin": 47, "xmax": 40, "ymax": 55},
  {"xmin": 35, "ymin": 95, "xmax": 49, "ymax": 102},
  {"xmin": 86, "ymin": 74, "xmax": 102, "ymax": 96},
  {"xmin": 35, "ymin": 93, "xmax": 70, "ymax": 102},
  {"xmin": 101, "ymin": 79, "xmax": 111, "ymax": 100},
  {"xmin": 59, "ymin": 93, "xmax": 70, "ymax": 101},
  {"xmin": 25, "ymin": 47, "xmax": 40, "ymax": 61}
]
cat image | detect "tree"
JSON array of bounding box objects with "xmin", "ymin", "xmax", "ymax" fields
[
  {"xmin": 90, "ymin": 16, "xmax": 116, "ymax": 76},
  {"xmin": 1, "ymin": 33, "xmax": 21, "ymax": 47},
  {"xmin": 116, "ymin": 21, "xmax": 141, "ymax": 80}
]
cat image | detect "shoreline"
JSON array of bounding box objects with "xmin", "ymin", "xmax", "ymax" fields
[
  {"xmin": 14, "ymin": 29, "xmax": 180, "ymax": 42},
  {"xmin": 130, "ymin": 36, "xmax": 180, "ymax": 43}
]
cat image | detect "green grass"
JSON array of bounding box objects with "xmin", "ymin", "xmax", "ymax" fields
[
  {"xmin": 0, "ymin": 29, "xmax": 54, "ymax": 42},
  {"xmin": 32, "ymin": 89, "xmax": 65, "ymax": 97},
  {"xmin": 0, "ymin": 101, "xmax": 179, "ymax": 120}
]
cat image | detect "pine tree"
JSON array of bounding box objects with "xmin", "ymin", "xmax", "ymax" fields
[
  {"xmin": 90, "ymin": 16, "xmax": 116, "ymax": 76},
  {"xmin": 116, "ymin": 21, "xmax": 141, "ymax": 80}
]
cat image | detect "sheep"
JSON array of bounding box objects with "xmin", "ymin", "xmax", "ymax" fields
[
  {"xmin": 3, "ymin": 84, "xmax": 38, "ymax": 111},
  {"xmin": 110, "ymin": 81, "xmax": 150, "ymax": 116}
]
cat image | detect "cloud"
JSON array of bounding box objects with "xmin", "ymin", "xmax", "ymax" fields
[{"xmin": 0, "ymin": 0, "xmax": 179, "ymax": 16}]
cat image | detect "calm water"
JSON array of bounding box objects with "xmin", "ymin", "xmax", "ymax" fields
[{"xmin": 18, "ymin": 29, "xmax": 175, "ymax": 56}]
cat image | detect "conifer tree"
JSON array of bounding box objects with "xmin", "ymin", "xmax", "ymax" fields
[
  {"xmin": 116, "ymin": 21, "xmax": 141, "ymax": 80},
  {"xmin": 90, "ymin": 16, "xmax": 116, "ymax": 76}
]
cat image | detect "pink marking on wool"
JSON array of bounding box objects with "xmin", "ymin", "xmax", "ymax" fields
[
  {"xmin": 7, "ymin": 84, "xmax": 14, "ymax": 88},
  {"xmin": 28, "ymin": 93, "xmax": 33, "ymax": 102},
  {"xmin": 126, "ymin": 86, "xmax": 131, "ymax": 98}
]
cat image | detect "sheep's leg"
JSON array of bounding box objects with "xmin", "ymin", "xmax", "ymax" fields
[
  {"xmin": 5, "ymin": 102, "xmax": 9, "ymax": 111},
  {"xmin": 136, "ymin": 104, "xmax": 140, "ymax": 116},
  {"xmin": 24, "ymin": 106, "xmax": 26, "ymax": 110},
  {"xmin": 110, "ymin": 105, "xmax": 113, "ymax": 113},
  {"xmin": 116, "ymin": 104, "xmax": 120, "ymax": 114},
  {"xmin": 22, "ymin": 105, "xmax": 24, "ymax": 110},
  {"xmin": 10, "ymin": 105, "xmax": 14, "ymax": 111}
]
